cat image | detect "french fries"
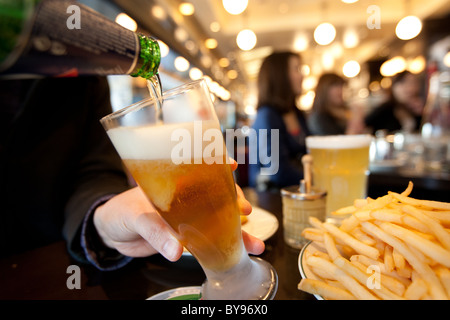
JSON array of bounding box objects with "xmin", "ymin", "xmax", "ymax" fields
[
  {"xmin": 298, "ymin": 182, "xmax": 450, "ymax": 300},
  {"xmin": 298, "ymin": 278, "xmax": 356, "ymax": 300}
]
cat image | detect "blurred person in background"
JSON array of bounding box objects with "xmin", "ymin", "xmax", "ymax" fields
[
  {"xmin": 0, "ymin": 76, "xmax": 263, "ymax": 270},
  {"xmin": 307, "ymin": 73, "xmax": 365, "ymax": 136},
  {"xmin": 365, "ymin": 71, "xmax": 424, "ymax": 134},
  {"xmin": 248, "ymin": 51, "xmax": 310, "ymax": 191}
]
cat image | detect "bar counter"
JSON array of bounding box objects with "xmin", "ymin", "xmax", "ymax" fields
[{"xmin": 2, "ymin": 166, "xmax": 448, "ymax": 301}]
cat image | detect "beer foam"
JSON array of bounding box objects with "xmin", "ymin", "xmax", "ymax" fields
[
  {"xmin": 107, "ymin": 120, "xmax": 224, "ymax": 160},
  {"xmin": 306, "ymin": 135, "xmax": 373, "ymax": 149}
]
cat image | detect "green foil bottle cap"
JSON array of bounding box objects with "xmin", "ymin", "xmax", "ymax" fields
[{"xmin": 131, "ymin": 34, "xmax": 161, "ymax": 79}]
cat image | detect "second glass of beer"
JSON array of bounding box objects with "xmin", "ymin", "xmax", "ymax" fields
[
  {"xmin": 306, "ymin": 135, "xmax": 372, "ymax": 225},
  {"xmin": 100, "ymin": 79, "xmax": 277, "ymax": 299}
]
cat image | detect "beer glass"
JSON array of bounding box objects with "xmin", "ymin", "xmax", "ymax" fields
[
  {"xmin": 100, "ymin": 79, "xmax": 277, "ymax": 300},
  {"xmin": 305, "ymin": 135, "xmax": 372, "ymax": 224}
]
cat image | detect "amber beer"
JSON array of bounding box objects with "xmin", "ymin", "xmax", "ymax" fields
[
  {"xmin": 107, "ymin": 120, "xmax": 244, "ymax": 271},
  {"xmin": 306, "ymin": 135, "xmax": 372, "ymax": 223},
  {"xmin": 125, "ymin": 158, "xmax": 242, "ymax": 270}
]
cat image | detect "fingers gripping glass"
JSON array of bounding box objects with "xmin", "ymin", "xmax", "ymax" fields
[{"xmin": 100, "ymin": 79, "xmax": 278, "ymax": 300}]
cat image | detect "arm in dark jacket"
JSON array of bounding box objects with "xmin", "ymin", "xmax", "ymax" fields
[{"xmin": 249, "ymin": 106, "xmax": 303, "ymax": 189}]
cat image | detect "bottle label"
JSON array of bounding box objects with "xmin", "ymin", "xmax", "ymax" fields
[{"xmin": 2, "ymin": 0, "xmax": 139, "ymax": 77}]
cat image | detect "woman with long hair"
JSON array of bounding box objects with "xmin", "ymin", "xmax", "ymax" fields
[
  {"xmin": 365, "ymin": 71, "xmax": 424, "ymax": 134},
  {"xmin": 248, "ymin": 51, "xmax": 310, "ymax": 191},
  {"xmin": 307, "ymin": 73, "xmax": 365, "ymax": 135}
]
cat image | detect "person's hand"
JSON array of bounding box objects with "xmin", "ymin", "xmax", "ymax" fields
[
  {"xmin": 236, "ymin": 184, "xmax": 265, "ymax": 256},
  {"xmin": 227, "ymin": 160, "xmax": 265, "ymax": 254},
  {"xmin": 93, "ymin": 186, "xmax": 184, "ymax": 261},
  {"xmin": 93, "ymin": 163, "xmax": 264, "ymax": 262}
]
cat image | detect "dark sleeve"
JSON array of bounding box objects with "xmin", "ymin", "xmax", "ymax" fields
[
  {"xmin": 80, "ymin": 194, "xmax": 133, "ymax": 270},
  {"xmin": 62, "ymin": 77, "xmax": 131, "ymax": 267},
  {"xmin": 251, "ymin": 107, "xmax": 303, "ymax": 188},
  {"xmin": 364, "ymin": 101, "xmax": 399, "ymax": 133},
  {"xmin": 364, "ymin": 104, "xmax": 385, "ymax": 128}
]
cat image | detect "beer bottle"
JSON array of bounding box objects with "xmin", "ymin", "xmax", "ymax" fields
[{"xmin": 0, "ymin": 0, "xmax": 160, "ymax": 79}]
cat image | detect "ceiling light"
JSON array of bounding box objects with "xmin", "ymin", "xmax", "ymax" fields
[
  {"xmin": 227, "ymin": 69, "xmax": 238, "ymax": 80},
  {"xmin": 330, "ymin": 43, "xmax": 343, "ymax": 58},
  {"xmin": 314, "ymin": 22, "xmax": 336, "ymax": 46},
  {"xmin": 210, "ymin": 21, "xmax": 221, "ymax": 32},
  {"xmin": 444, "ymin": 52, "xmax": 450, "ymax": 68},
  {"xmin": 185, "ymin": 40, "xmax": 198, "ymax": 54},
  {"xmin": 179, "ymin": 2, "xmax": 195, "ymax": 16},
  {"xmin": 115, "ymin": 13, "xmax": 137, "ymax": 32},
  {"xmin": 201, "ymin": 55, "xmax": 212, "ymax": 68},
  {"xmin": 203, "ymin": 75, "xmax": 213, "ymax": 85},
  {"xmin": 343, "ymin": 27, "xmax": 359, "ymax": 48},
  {"xmin": 189, "ymin": 67, "xmax": 203, "ymax": 80},
  {"xmin": 293, "ymin": 32, "xmax": 308, "ymax": 52},
  {"xmin": 209, "ymin": 81, "xmax": 220, "ymax": 95},
  {"xmin": 301, "ymin": 65, "xmax": 310, "ymax": 77},
  {"xmin": 299, "ymin": 91, "xmax": 315, "ymax": 111},
  {"xmin": 380, "ymin": 77, "xmax": 392, "ymax": 89},
  {"xmin": 174, "ymin": 56, "xmax": 190, "ymax": 72},
  {"xmin": 358, "ymin": 88, "xmax": 370, "ymax": 99},
  {"xmin": 236, "ymin": 29, "xmax": 257, "ymax": 51},
  {"xmin": 369, "ymin": 81, "xmax": 381, "ymax": 92},
  {"xmin": 157, "ymin": 40, "xmax": 169, "ymax": 58},
  {"xmin": 151, "ymin": 5, "xmax": 167, "ymax": 20},
  {"xmin": 407, "ymin": 55, "xmax": 426, "ymax": 74},
  {"xmin": 302, "ymin": 76, "xmax": 317, "ymax": 91},
  {"xmin": 174, "ymin": 27, "xmax": 189, "ymax": 42},
  {"xmin": 214, "ymin": 85, "xmax": 231, "ymax": 101},
  {"xmin": 395, "ymin": 16, "xmax": 422, "ymax": 40},
  {"xmin": 245, "ymin": 105, "xmax": 256, "ymax": 115},
  {"xmin": 343, "ymin": 60, "xmax": 361, "ymax": 78},
  {"xmin": 322, "ymin": 52, "xmax": 335, "ymax": 71},
  {"xmin": 223, "ymin": 0, "xmax": 248, "ymax": 15},
  {"xmin": 341, "ymin": 0, "xmax": 359, "ymax": 3},
  {"xmin": 221, "ymin": 90, "xmax": 231, "ymax": 101},
  {"xmin": 380, "ymin": 56, "xmax": 406, "ymax": 77},
  {"xmin": 205, "ymin": 38, "xmax": 218, "ymax": 49},
  {"xmin": 218, "ymin": 58, "xmax": 230, "ymax": 68}
]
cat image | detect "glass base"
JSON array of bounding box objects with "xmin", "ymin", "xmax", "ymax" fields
[{"xmin": 201, "ymin": 256, "xmax": 278, "ymax": 300}]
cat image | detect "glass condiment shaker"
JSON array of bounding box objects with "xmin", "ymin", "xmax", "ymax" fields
[{"xmin": 280, "ymin": 180, "xmax": 326, "ymax": 249}]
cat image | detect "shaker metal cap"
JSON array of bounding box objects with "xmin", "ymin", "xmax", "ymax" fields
[
  {"xmin": 280, "ymin": 180, "xmax": 326, "ymax": 201},
  {"xmin": 281, "ymin": 154, "xmax": 326, "ymax": 200}
]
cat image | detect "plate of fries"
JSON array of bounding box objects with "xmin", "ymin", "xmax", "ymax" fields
[{"xmin": 298, "ymin": 182, "xmax": 450, "ymax": 300}]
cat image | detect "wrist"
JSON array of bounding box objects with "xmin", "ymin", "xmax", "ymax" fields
[
  {"xmin": 81, "ymin": 195, "xmax": 132, "ymax": 270},
  {"xmin": 92, "ymin": 204, "xmax": 115, "ymax": 249}
]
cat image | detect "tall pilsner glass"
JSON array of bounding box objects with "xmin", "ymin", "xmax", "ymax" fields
[
  {"xmin": 306, "ymin": 135, "xmax": 372, "ymax": 225},
  {"xmin": 100, "ymin": 79, "xmax": 278, "ymax": 300}
]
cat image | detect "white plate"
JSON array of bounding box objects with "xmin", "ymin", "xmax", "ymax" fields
[
  {"xmin": 242, "ymin": 206, "xmax": 279, "ymax": 241},
  {"xmin": 298, "ymin": 241, "xmax": 325, "ymax": 300}
]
